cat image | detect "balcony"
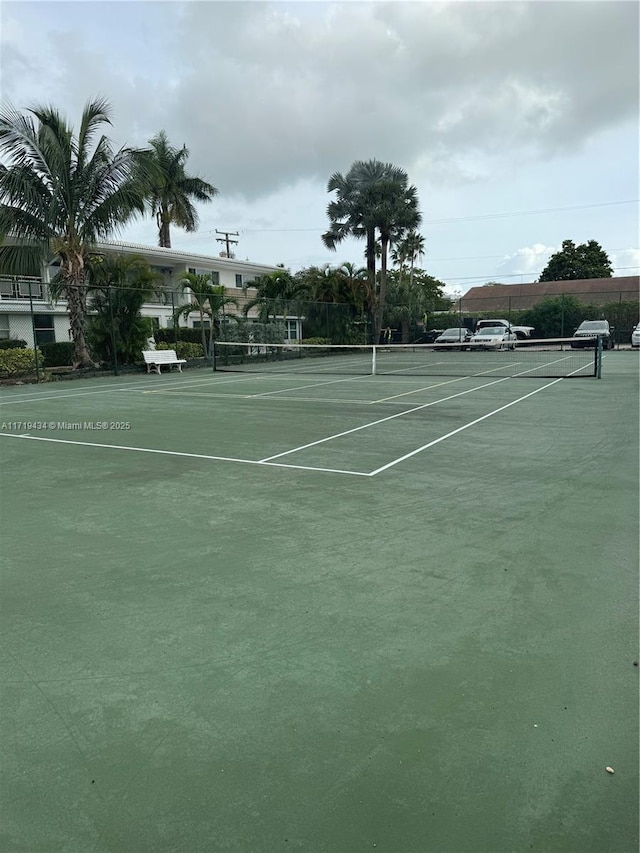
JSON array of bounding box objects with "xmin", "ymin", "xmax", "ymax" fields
[{"xmin": 0, "ymin": 276, "xmax": 46, "ymax": 301}]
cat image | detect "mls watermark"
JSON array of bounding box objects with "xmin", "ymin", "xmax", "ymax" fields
[{"xmin": 1, "ymin": 421, "xmax": 132, "ymax": 432}]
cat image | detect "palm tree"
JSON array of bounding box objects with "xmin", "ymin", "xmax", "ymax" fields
[
  {"xmin": 143, "ymin": 131, "xmax": 218, "ymax": 248},
  {"xmin": 241, "ymin": 268, "xmax": 299, "ymax": 323},
  {"xmin": 87, "ymin": 254, "xmax": 162, "ymax": 364},
  {"xmin": 392, "ymin": 231, "xmax": 425, "ymax": 288},
  {"xmin": 322, "ymin": 160, "xmax": 421, "ymax": 343},
  {"xmin": 174, "ymin": 272, "xmax": 238, "ymax": 358},
  {"xmin": 0, "ymin": 98, "xmax": 148, "ymax": 367}
]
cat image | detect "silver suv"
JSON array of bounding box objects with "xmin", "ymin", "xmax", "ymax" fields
[{"xmin": 571, "ymin": 320, "xmax": 614, "ymax": 350}]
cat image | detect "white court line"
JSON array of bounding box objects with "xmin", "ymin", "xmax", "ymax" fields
[
  {"xmin": 368, "ymin": 378, "xmax": 563, "ymax": 475},
  {"xmin": 368, "ymin": 361, "xmax": 590, "ymax": 475},
  {"xmin": 259, "ymin": 376, "xmax": 511, "ymax": 462},
  {"xmin": 0, "ymin": 433, "xmax": 370, "ymax": 477},
  {"xmin": 249, "ymin": 372, "xmax": 371, "ymax": 398}
]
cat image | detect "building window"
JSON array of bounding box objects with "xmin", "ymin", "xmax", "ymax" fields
[
  {"xmin": 235, "ymin": 274, "xmax": 244, "ymax": 288},
  {"xmin": 0, "ymin": 315, "xmax": 9, "ymax": 340},
  {"xmin": 192, "ymin": 320, "xmax": 211, "ymax": 331},
  {"xmin": 188, "ymin": 268, "xmax": 219, "ymax": 285},
  {"xmin": 285, "ymin": 319, "xmax": 299, "ymax": 341},
  {"xmin": 33, "ymin": 314, "xmax": 55, "ymax": 345}
]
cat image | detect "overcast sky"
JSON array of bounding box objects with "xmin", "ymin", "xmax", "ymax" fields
[{"xmin": 1, "ymin": 0, "xmax": 638, "ymax": 294}]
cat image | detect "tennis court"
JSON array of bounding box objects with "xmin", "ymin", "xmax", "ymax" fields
[{"xmin": 1, "ymin": 347, "xmax": 638, "ymax": 852}]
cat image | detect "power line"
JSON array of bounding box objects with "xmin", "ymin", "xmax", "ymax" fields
[{"xmin": 233, "ymin": 199, "xmax": 638, "ymax": 232}]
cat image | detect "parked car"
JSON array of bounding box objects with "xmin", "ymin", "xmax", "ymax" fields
[
  {"xmin": 474, "ymin": 318, "xmax": 535, "ymax": 339},
  {"xmin": 469, "ymin": 326, "xmax": 517, "ymax": 350},
  {"xmin": 631, "ymin": 324, "xmax": 640, "ymax": 349},
  {"xmin": 433, "ymin": 327, "xmax": 473, "ymax": 348},
  {"xmin": 421, "ymin": 329, "xmax": 445, "ymax": 344},
  {"xmin": 570, "ymin": 320, "xmax": 614, "ymax": 349}
]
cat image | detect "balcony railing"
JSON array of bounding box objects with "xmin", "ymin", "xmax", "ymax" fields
[{"xmin": 0, "ymin": 276, "xmax": 46, "ymax": 301}]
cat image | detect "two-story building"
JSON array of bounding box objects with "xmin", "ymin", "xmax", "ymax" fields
[{"xmin": 0, "ymin": 241, "xmax": 303, "ymax": 347}]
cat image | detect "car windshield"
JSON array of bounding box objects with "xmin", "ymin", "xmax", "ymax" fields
[
  {"xmin": 476, "ymin": 328, "xmax": 502, "ymax": 335},
  {"xmin": 442, "ymin": 328, "xmax": 465, "ymax": 335},
  {"xmin": 579, "ymin": 321, "xmax": 607, "ymax": 330}
]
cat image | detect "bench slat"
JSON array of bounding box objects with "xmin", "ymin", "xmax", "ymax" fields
[{"xmin": 142, "ymin": 350, "xmax": 187, "ymax": 374}]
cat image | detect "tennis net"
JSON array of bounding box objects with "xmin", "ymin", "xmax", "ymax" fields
[{"xmin": 213, "ymin": 338, "xmax": 602, "ymax": 379}]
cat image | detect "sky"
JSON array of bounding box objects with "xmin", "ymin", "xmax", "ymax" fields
[{"xmin": 1, "ymin": 0, "xmax": 638, "ymax": 296}]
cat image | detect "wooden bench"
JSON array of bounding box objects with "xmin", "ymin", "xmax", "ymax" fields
[{"xmin": 142, "ymin": 350, "xmax": 187, "ymax": 375}]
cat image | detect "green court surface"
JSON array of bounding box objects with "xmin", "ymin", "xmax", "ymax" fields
[{"xmin": 1, "ymin": 352, "xmax": 638, "ymax": 852}]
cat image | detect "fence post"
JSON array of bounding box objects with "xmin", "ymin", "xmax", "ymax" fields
[
  {"xmin": 560, "ymin": 293, "xmax": 565, "ymax": 340},
  {"xmin": 109, "ymin": 285, "xmax": 119, "ymax": 376},
  {"xmin": 508, "ymin": 294, "xmax": 512, "ymax": 327},
  {"xmin": 28, "ymin": 280, "xmax": 40, "ymax": 383},
  {"xmin": 171, "ymin": 291, "xmax": 178, "ymax": 347}
]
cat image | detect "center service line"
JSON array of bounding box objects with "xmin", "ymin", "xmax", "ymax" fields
[
  {"xmin": 258, "ymin": 375, "xmax": 511, "ymax": 462},
  {"xmin": 368, "ymin": 374, "xmax": 573, "ymax": 476}
]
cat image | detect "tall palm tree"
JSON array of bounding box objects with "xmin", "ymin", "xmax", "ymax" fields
[
  {"xmin": 393, "ymin": 231, "xmax": 425, "ymax": 288},
  {"xmin": 322, "ymin": 160, "xmax": 421, "ymax": 343},
  {"xmin": 143, "ymin": 131, "xmax": 218, "ymax": 248},
  {"xmin": 175, "ymin": 272, "xmax": 238, "ymax": 358},
  {"xmin": 0, "ymin": 98, "xmax": 148, "ymax": 367}
]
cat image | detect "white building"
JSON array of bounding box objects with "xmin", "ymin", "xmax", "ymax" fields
[{"xmin": 0, "ymin": 241, "xmax": 303, "ymax": 347}]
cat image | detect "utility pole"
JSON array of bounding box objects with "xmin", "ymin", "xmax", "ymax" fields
[{"xmin": 215, "ymin": 230, "xmax": 239, "ymax": 258}]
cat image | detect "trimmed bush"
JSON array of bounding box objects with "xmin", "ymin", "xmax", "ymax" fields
[
  {"xmin": 0, "ymin": 339, "xmax": 27, "ymax": 350},
  {"xmin": 301, "ymin": 337, "xmax": 332, "ymax": 345},
  {"xmin": 0, "ymin": 347, "xmax": 42, "ymax": 377},
  {"xmin": 156, "ymin": 341, "xmax": 204, "ymax": 359},
  {"xmin": 154, "ymin": 328, "xmax": 204, "ymax": 345},
  {"xmin": 40, "ymin": 341, "xmax": 75, "ymax": 367}
]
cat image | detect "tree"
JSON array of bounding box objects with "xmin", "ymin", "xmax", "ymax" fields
[
  {"xmin": 391, "ymin": 230, "xmax": 425, "ymax": 288},
  {"xmin": 142, "ymin": 131, "xmax": 218, "ymax": 248},
  {"xmin": 383, "ymin": 268, "xmax": 447, "ymax": 342},
  {"xmin": 0, "ymin": 98, "xmax": 148, "ymax": 367},
  {"xmin": 242, "ymin": 268, "xmax": 299, "ymax": 323},
  {"xmin": 174, "ymin": 272, "xmax": 238, "ymax": 357},
  {"xmin": 518, "ymin": 295, "xmax": 597, "ymax": 338},
  {"xmin": 87, "ymin": 254, "xmax": 162, "ymax": 364},
  {"xmin": 539, "ymin": 239, "xmax": 613, "ymax": 282},
  {"xmin": 322, "ymin": 160, "xmax": 421, "ymax": 343}
]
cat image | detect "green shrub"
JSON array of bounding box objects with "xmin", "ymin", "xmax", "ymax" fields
[
  {"xmin": 40, "ymin": 341, "xmax": 75, "ymax": 367},
  {"xmin": 0, "ymin": 339, "xmax": 27, "ymax": 350},
  {"xmin": 156, "ymin": 341, "xmax": 204, "ymax": 359},
  {"xmin": 154, "ymin": 328, "xmax": 204, "ymax": 345},
  {"xmin": 301, "ymin": 337, "xmax": 332, "ymax": 345},
  {"xmin": 0, "ymin": 347, "xmax": 42, "ymax": 376}
]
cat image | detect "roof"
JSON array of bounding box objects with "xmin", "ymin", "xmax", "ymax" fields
[
  {"xmin": 96, "ymin": 240, "xmax": 280, "ymax": 274},
  {"xmin": 459, "ymin": 276, "xmax": 639, "ymax": 311}
]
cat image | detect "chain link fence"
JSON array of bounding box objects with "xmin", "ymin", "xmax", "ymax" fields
[{"xmin": 1, "ymin": 278, "xmax": 638, "ymax": 381}]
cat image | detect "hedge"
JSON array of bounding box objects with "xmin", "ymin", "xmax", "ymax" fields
[
  {"xmin": 0, "ymin": 348, "xmax": 42, "ymax": 377},
  {"xmin": 154, "ymin": 328, "xmax": 204, "ymax": 345},
  {"xmin": 156, "ymin": 341, "xmax": 205, "ymax": 359},
  {"xmin": 40, "ymin": 341, "xmax": 75, "ymax": 367},
  {"xmin": 0, "ymin": 339, "xmax": 27, "ymax": 350}
]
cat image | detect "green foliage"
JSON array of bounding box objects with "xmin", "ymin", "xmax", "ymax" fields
[
  {"xmin": 301, "ymin": 337, "xmax": 332, "ymax": 345},
  {"xmin": 86, "ymin": 255, "xmax": 161, "ymax": 364},
  {"xmin": 222, "ymin": 321, "xmax": 286, "ymax": 344},
  {"xmin": 383, "ymin": 268, "xmax": 449, "ymax": 342},
  {"xmin": 154, "ymin": 328, "xmax": 203, "ymax": 345},
  {"xmin": 156, "ymin": 341, "xmax": 204, "ymax": 359},
  {"xmin": 0, "ymin": 98, "xmax": 148, "ymax": 367},
  {"xmin": 141, "ymin": 131, "xmax": 218, "ymax": 248},
  {"xmin": 175, "ymin": 272, "xmax": 239, "ymax": 357},
  {"xmin": 518, "ymin": 295, "xmax": 596, "ymax": 338},
  {"xmin": 538, "ymin": 240, "xmax": 613, "ymax": 282},
  {"xmin": 322, "ymin": 160, "xmax": 422, "ymax": 342},
  {"xmin": 40, "ymin": 341, "xmax": 74, "ymax": 367},
  {"xmin": 0, "ymin": 347, "xmax": 42, "ymax": 376},
  {"xmin": 0, "ymin": 339, "xmax": 26, "ymax": 350}
]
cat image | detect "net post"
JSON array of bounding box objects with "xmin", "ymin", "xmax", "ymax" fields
[
  {"xmin": 372, "ymin": 345, "xmax": 377, "ymax": 376},
  {"xmin": 212, "ymin": 340, "xmax": 217, "ymax": 372},
  {"xmin": 596, "ymin": 336, "xmax": 602, "ymax": 379}
]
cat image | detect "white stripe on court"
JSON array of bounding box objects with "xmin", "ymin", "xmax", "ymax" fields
[
  {"xmin": 0, "ymin": 432, "xmax": 370, "ymax": 477},
  {"xmin": 368, "ymin": 378, "xmax": 563, "ymax": 475},
  {"xmin": 368, "ymin": 361, "xmax": 591, "ymax": 475},
  {"xmin": 258, "ymin": 376, "xmax": 511, "ymax": 462}
]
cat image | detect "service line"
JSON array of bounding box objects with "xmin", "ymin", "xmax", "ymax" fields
[{"xmin": 258, "ymin": 375, "xmax": 511, "ymax": 462}]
